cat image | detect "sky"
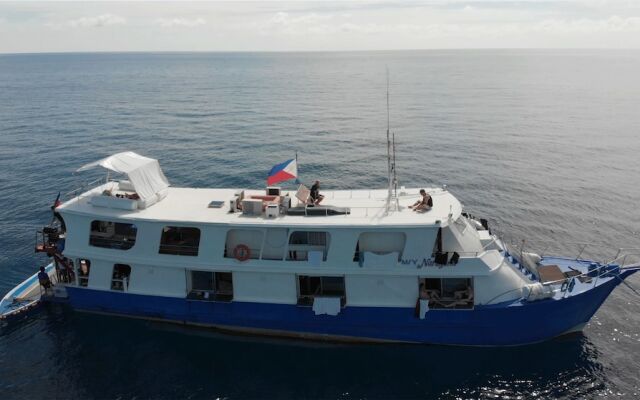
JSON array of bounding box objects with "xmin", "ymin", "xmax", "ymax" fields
[{"xmin": 0, "ymin": 1, "xmax": 639, "ymax": 53}]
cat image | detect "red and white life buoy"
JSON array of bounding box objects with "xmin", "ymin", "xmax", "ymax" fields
[{"xmin": 233, "ymin": 244, "xmax": 251, "ymax": 262}]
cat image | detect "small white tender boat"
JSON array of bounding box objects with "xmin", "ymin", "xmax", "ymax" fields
[{"xmin": 0, "ymin": 263, "xmax": 56, "ymax": 321}]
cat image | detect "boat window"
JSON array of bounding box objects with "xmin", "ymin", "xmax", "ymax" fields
[
  {"xmin": 77, "ymin": 259, "xmax": 91, "ymax": 287},
  {"xmin": 89, "ymin": 220, "xmax": 137, "ymax": 250},
  {"xmin": 111, "ymin": 264, "xmax": 131, "ymax": 291},
  {"xmin": 354, "ymin": 232, "xmax": 406, "ymax": 262},
  {"xmin": 56, "ymin": 258, "xmax": 75, "ymax": 284},
  {"xmin": 297, "ymin": 275, "xmax": 345, "ymax": 306},
  {"xmin": 187, "ymin": 270, "xmax": 233, "ymax": 302},
  {"xmin": 224, "ymin": 229, "xmax": 263, "ymax": 260},
  {"xmin": 287, "ymin": 231, "xmax": 330, "ymax": 261},
  {"xmin": 159, "ymin": 226, "xmax": 200, "ymax": 256},
  {"xmin": 419, "ymin": 278, "xmax": 473, "ymax": 309}
]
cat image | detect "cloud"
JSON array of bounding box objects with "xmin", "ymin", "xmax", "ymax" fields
[
  {"xmin": 260, "ymin": 11, "xmax": 345, "ymax": 35},
  {"xmin": 535, "ymin": 16, "xmax": 640, "ymax": 33},
  {"xmin": 67, "ymin": 14, "xmax": 125, "ymax": 28},
  {"xmin": 155, "ymin": 17, "xmax": 206, "ymax": 28},
  {"xmin": 257, "ymin": 10, "xmax": 640, "ymax": 38}
]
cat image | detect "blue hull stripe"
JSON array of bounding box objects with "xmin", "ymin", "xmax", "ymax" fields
[{"xmin": 64, "ymin": 274, "xmax": 630, "ymax": 346}]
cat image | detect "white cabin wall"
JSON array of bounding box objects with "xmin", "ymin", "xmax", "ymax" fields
[
  {"xmin": 442, "ymin": 218, "xmax": 483, "ymax": 254},
  {"xmin": 232, "ymin": 271, "xmax": 297, "ymax": 304},
  {"xmin": 403, "ymin": 228, "xmax": 438, "ymax": 260},
  {"xmin": 60, "ymin": 212, "xmax": 161, "ymax": 260},
  {"xmin": 129, "ymin": 220, "xmax": 162, "ymax": 255},
  {"xmin": 59, "ymin": 212, "xmax": 90, "ymax": 255},
  {"xmin": 358, "ymin": 232, "xmax": 406, "ymax": 254},
  {"xmin": 128, "ymin": 264, "xmax": 187, "ymax": 297},
  {"xmin": 473, "ymin": 263, "xmax": 526, "ymax": 305},
  {"xmin": 87, "ymin": 259, "xmax": 113, "ymax": 290},
  {"xmin": 200, "ymin": 225, "xmax": 227, "ymax": 262},
  {"xmin": 61, "ymin": 207, "xmax": 523, "ymax": 309},
  {"xmin": 325, "ymin": 229, "xmax": 358, "ymax": 265},
  {"xmin": 346, "ymin": 275, "xmax": 418, "ymax": 307}
]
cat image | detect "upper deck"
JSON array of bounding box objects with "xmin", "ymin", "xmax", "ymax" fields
[{"xmin": 59, "ymin": 183, "xmax": 462, "ymax": 228}]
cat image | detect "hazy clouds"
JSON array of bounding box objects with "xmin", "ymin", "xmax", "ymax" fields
[{"xmin": 1, "ymin": 1, "xmax": 639, "ymax": 53}]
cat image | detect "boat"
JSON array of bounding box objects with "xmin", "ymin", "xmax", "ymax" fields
[
  {"xmin": 0, "ymin": 264, "xmax": 56, "ymax": 321},
  {"xmin": 2, "ymin": 148, "xmax": 638, "ymax": 345}
]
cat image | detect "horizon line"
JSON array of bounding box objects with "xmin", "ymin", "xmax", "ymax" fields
[{"xmin": 2, "ymin": 47, "xmax": 639, "ymax": 56}]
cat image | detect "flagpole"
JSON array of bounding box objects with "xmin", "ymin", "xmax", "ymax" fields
[{"xmin": 295, "ymin": 151, "xmax": 300, "ymax": 184}]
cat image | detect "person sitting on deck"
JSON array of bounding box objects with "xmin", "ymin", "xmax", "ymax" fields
[
  {"xmin": 419, "ymin": 283, "xmax": 430, "ymax": 299},
  {"xmin": 416, "ymin": 283, "xmax": 441, "ymax": 317},
  {"xmin": 419, "ymin": 284, "xmax": 440, "ymax": 301},
  {"xmin": 443, "ymin": 286, "xmax": 474, "ymax": 308},
  {"xmin": 409, "ymin": 189, "xmax": 432, "ymax": 212},
  {"xmin": 38, "ymin": 266, "xmax": 52, "ymax": 291},
  {"xmin": 310, "ymin": 180, "xmax": 324, "ymax": 205}
]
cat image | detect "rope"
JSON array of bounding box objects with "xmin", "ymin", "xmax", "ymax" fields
[{"xmin": 616, "ymin": 275, "xmax": 640, "ymax": 297}]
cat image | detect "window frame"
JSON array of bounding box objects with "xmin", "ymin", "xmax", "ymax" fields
[
  {"xmin": 76, "ymin": 258, "xmax": 91, "ymax": 287},
  {"xmin": 187, "ymin": 270, "xmax": 233, "ymax": 302},
  {"xmin": 111, "ymin": 264, "xmax": 131, "ymax": 291},
  {"xmin": 418, "ymin": 277, "xmax": 474, "ymax": 310},
  {"xmin": 286, "ymin": 231, "xmax": 330, "ymax": 262},
  {"xmin": 89, "ymin": 220, "xmax": 137, "ymax": 251},
  {"xmin": 159, "ymin": 226, "xmax": 201, "ymax": 256},
  {"xmin": 296, "ymin": 275, "xmax": 346, "ymax": 307}
]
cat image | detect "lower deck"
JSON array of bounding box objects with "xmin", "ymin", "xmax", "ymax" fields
[
  {"xmin": 58, "ymin": 273, "xmax": 622, "ymax": 346},
  {"xmin": 507, "ymin": 254, "xmax": 621, "ymax": 301}
]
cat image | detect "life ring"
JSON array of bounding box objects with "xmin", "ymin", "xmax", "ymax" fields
[{"xmin": 233, "ymin": 244, "xmax": 251, "ymax": 261}]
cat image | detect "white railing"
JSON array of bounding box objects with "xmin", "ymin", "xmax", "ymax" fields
[
  {"xmin": 484, "ymin": 262, "xmax": 634, "ymax": 305},
  {"xmin": 498, "ymin": 235, "xmax": 640, "ymax": 268},
  {"xmin": 63, "ymin": 176, "xmax": 112, "ymax": 201},
  {"xmin": 605, "ymin": 249, "xmax": 640, "ymax": 269}
]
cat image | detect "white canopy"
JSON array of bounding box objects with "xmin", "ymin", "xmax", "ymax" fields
[{"xmin": 77, "ymin": 151, "xmax": 170, "ymax": 200}]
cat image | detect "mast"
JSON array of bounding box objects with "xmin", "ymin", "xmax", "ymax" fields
[
  {"xmin": 386, "ymin": 68, "xmax": 392, "ymax": 211},
  {"xmin": 392, "ymin": 132, "xmax": 398, "ymax": 210},
  {"xmin": 385, "ymin": 68, "xmax": 398, "ymax": 212}
]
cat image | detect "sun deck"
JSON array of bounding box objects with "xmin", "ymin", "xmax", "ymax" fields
[{"xmin": 59, "ymin": 184, "xmax": 461, "ymax": 227}]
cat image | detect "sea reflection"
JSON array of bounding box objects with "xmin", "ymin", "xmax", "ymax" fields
[{"xmin": 3, "ymin": 307, "xmax": 606, "ymax": 399}]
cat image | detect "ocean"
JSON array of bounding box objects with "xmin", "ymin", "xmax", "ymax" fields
[{"xmin": 0, "ymin": 50, "xmax": 639, "ymax": 399}]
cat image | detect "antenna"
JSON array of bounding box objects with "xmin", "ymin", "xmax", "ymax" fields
[
  {"xmin": 385, "ymin": 68, "xmax": 399, "ymax": 213},
  {"xmin": 392, "ymin": 132, "xmax": 398, "ymax": 209},
  {"xmin": 386, "ymin": 69, "xmax": 391, "ymax": 197},
  {"xmin": 386, "ymin": 68, "xmax": 390, "ymax": 135}
]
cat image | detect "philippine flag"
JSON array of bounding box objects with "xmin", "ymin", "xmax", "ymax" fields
[{"xmin": 267, "ymin": 159, "xmax": 298, "ymax": 186}]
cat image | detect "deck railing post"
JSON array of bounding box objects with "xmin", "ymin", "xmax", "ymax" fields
[
  {"xmin": 614, "ymin": 248, "xmax": 622, "ymax": 260},
  {"xmin": 576, "ymin": 244, "xmax": 587, "ymax": 260}
]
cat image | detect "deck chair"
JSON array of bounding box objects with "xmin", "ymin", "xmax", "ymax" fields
[{"xmin": 295, "ymin": 184, "xmax": 311, "ymax": 205}]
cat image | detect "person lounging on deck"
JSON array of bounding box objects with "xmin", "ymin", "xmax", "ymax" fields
[
  {"xmin": 409, "ymin": 189, "xmax": 432, "ymax": 212},
  {"xmin": 441, "ymin": 287, "xmax": 474, "ymax": 308}
]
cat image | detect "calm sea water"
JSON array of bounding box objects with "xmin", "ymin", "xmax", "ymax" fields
[{"xmin": 1, "ymin": 50, "xmax": 639, "ymax": 399}]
